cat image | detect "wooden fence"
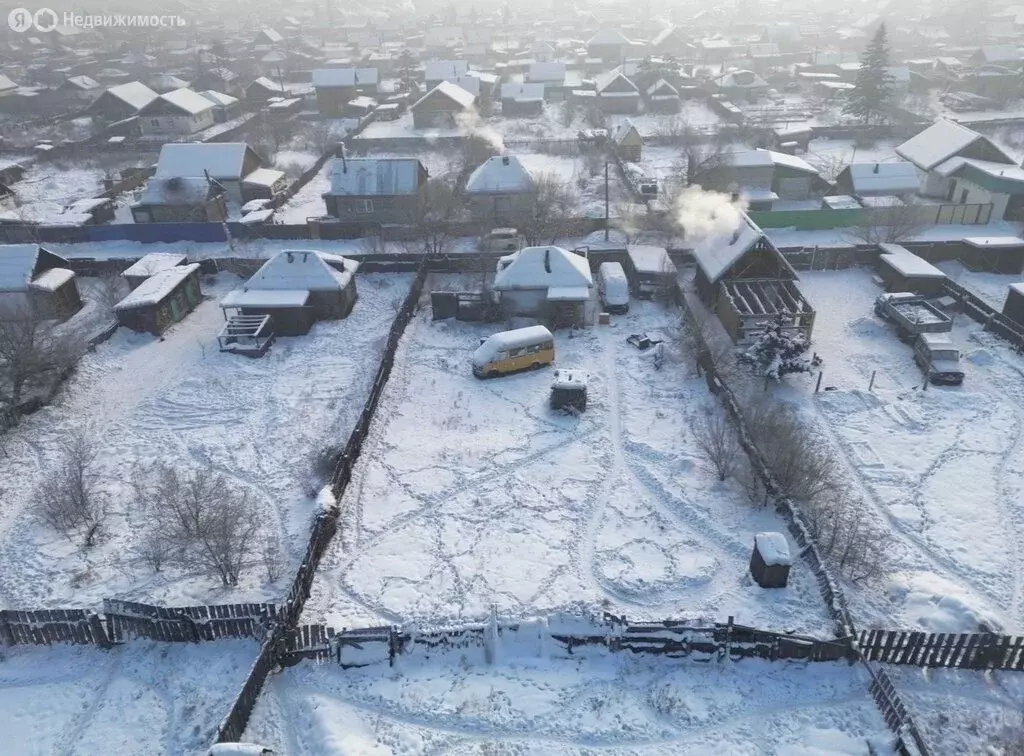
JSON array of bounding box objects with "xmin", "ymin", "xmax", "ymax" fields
[
  {"xmin": 0, "ymin": 608, "xmax": 109, "ymax": 647},
  {"xmin": 866, "ymin": 665, "xmax": 932, "ymax": 756},
  {"xmin": 941, "ymin": 278, "xmax": 1024, "ymax": 351},
  {"xmin": 860, "ymin": 629, "xmax": 1024, "ymax": 670},
  {"xmin": 103, "ymin": 599, "xmax": 277, "ymax": 643}
]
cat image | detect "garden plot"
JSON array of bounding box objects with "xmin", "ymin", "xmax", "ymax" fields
[
  {"xmin": 517, "ymin": 151, "xmax": 629, "ymax": 217},
  {"xmin": 244, "ymin": 642, "xmax": 890, "ymax": 755},
  {"xmin": 0, "ymin": 639, "xmax": 256, "ymax": 755},
  {"xmin": 0, "ymin": 272, "xmax": 412, "ymax": 610},
  {"xmin": 887, "ymin": 665, "xmax": 1024, "ymax": 756},
  {"xmin": 304, "ymin": 284, "xmax": 832, "ymax": 634},
  {"xmin": 796, "ymin": 268, "xmax": 1024, "ymax": 633}
]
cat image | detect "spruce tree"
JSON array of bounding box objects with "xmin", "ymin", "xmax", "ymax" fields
[{"xmin": 843, "ymin": 23, "xmax": 895, "ymax": 125}]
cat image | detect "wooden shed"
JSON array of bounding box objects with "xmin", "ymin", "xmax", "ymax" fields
[
  {"xmin": 114, "ymin": 263, "xmax": 202, "ymax": 334},
  {"xmin": 877, "ymin": 244, "xmax": 948, "ymax": 297},
  {"xmin": 121, "ymin": 252, "xmax": 189, "ymax": 290},
  {"xmin": 1003, "ymin": 283, "xmax": 1024, "ymax": 326},
  {"xmin": 749, "ymin": 532, "xmax": 792, "ymax": 588},
  {"xmin": 0, "ymin": 244, "xmax": 82, "ymax": 321}
]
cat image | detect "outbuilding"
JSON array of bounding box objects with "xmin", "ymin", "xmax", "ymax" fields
[
  {"xmin": 114, "ymin": 263, "xmax": 202, "ymax": 335},
  {"xmin": 492, "ymin": 246, "xmax": 593, "ymax": 328},
  {"xmin": 0, "ymin": 244, "xmax": 82, "ymax": 320},
  {"xmin": 121, "ymin": 252, "xmax": 190, "ymax": 290},
  {"xmin": 1003, "ymin": 283, "xmax": 1024, "ymax": 326},
  {"xmin": 877, "ymin": 244, "xmax": 948, "ymax": 296},
  {"xmin": 749, "ymin": 532, "xmax": 792, "ymax": 588}
]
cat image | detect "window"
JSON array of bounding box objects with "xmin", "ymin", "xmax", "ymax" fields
[
  {"xmin": 356, "ymin": 199, "xmax": 374, "ymax": 213},
  {"xmin": 150, "ymin": 119, "xmax": 160, "ymax": 127},
  {"xmin": 508, "ymin": 347, "xmax": 525, "ymax": 358},
  {"xmin": 526, "ymin": 344, "xmax": 541, "ymax": 354},
  {"xmin": 960, "ymin": 188, "xmax": 968, "ymax": 204},
  {"xmin": 946, "ymin": 181, "xmax": 956, "ymax": 201}
]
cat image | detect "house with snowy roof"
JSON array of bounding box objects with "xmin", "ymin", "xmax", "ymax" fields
[
  {"xmin": 198, "ymin": 90, "xmax": 242, "ymax": 123},
  {"xmin": 587, "ymin": 29, "xmax": 633, "ymax": 63},
  {"xmin": 312, "ymin": 67, "xmax": 380, "ymax": 117},
  {"xmin": 89, "ymin": 81, "xmax": 158, "ymax": 121},
  {"xmin": 137, "ymin": 88, "xmax": 216, "ymax": 136},
  {"xmin": 322, "ymin": 157, "xmax": 428, "ymax": 223},
  {"xmin": 58, "ymin": 74, "xmax": 101, "ymax": 101},
  {"xmin": 701, "ymin": 149, "xmax": 821, "ymax": 209},
  {"xmin": 0, "ymin": 244, "xmax": 81, "ymax": 321},
  {"xmin": 464, "ymin": 155, "xmax": 536, "ymax": 224},
  {"xmin": 610, "ymin": 119, "xmax": 643, "ymax": 161},
  {"xmin": 712, "ymin": 70, "xmax": 769, "ymax": 102},
  {"xmin": 896, "ymin": 120, "xmax": 1024, "ymax": 220},
  {"xmin": 131, "ymin": 176, "xmax": 229, "ymax": 223},
  {"xmin": 220, "ymin": 250, "xmax": 360, "ymax": 336},
  {"xmin": 594, "ymin": 70, "xmax": 640, "ymax": 114},
  {"xmin": 121, "ymin": 252, "xmax": 190, "ymax": 291},
  {"xmin": 691, "ymin": 214, "xmax": 814, "ymax": 343},
  {"xmin": 501, "ymin": 83, "xmax": 545, "ymax": 116},
  {"xmin": 832, "ymin": 162, "xmax": 920, "ymax": 199},
  {"xmin": 492, "ymin": 246, "xmax": 593, "ymax": 327},
  {"xmin": 411, "ymin": 81, "xmax": 475, "ymax": 128},
  {"xmin": 145, "ymin": 142, "xmax": 286, "ymax": 207},
  {"xmin": 254, "ymin": 27, "xmax": 284, "ymax": 50},
  {"xmin": 245, "ymin": 77, "xmax": 289, "ymax": 101},
  {"xmin": 648, "ymin": 26, "xmax": 692, "ymax": 58},
  {"xmin": 114, "ymin": 263, "xmax": 202, "ymax": 335},
  {"xmin": 424, "ymin": 60, "xmax": 471, "ymax": 91},
  {"xmin": 968, "ymin": 45, "xmax": 1022, "ymax": 68},
  {"xmin": 645, "ymin": 79, "xmax": 681, "ymax": 113}
]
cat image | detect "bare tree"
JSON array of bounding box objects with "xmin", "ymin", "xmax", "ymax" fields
[
  {"xmin": 402, "ymin": 178, "xmax": 459, "ymax": 256},
  {"xmin": 692, "ymin": 409, "xmax": 740, "ymax": 481},
  {"xmin": 803, "ymin": 489, "xmax": 891, "ymax": 584},
  {"xmin": 35, "ymin": 429, "xmax": 104, "ymax": 544},
  {"xmin": 92, "ymin": 273, "xmax": 129, "ymax": 315},
  {"xmin": 682, "ymin": 130, "xmax": 729, "ymax": 187},
  {"xmin": 808, "ymin": 152, "xmax": 850, "ymax": 183},
  {"xmin": 847, "ymin": 202, "xmax": 929, "ymax": 245},
  {"xmin": 0, "ymin": 309, "xmax": 84, "ymax": 410},
  {"xmin": 191, "ymin": 486, "xmax": 259, "ymax": 586},
  {"xmin": 514, "ymin": 172, "xmax": 578, "ymax": 246}
]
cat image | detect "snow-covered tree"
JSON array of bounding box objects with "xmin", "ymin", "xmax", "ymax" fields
[
  {"xmin": 843, "ymin": 24, "xmax": 894, "ymax": 125},
  {"xmin": 740, "ymin": 314, "xmax": 821, "ymax": 381}
]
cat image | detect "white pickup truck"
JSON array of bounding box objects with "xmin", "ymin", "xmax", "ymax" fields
[{"xmin": 874, "ymin": 292, "xmax": 953, "ymax": 343}]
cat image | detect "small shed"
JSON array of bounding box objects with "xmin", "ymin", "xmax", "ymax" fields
[
  {"xmin": 122, "ymin": 252, "xmax": 189, "ymax": 290},
  {"xmin": 114, "ymin": 263, "xmax": 202, "ymax": 334},
  {"xmin": 750, "ymin": 532, "xmax": 792, "ymax": 588},
  {"xmin": 626, "ymin": 246, "xmax": 677, "ymax": 300},
  {"xmin": 550, "ymin": 369, "xmax": 588, "ymax": 412},
  {"xmin": 1003, "ymin": 283, "xmax": 1024, "ymax": 326},
  {"xmin": 877, "ymin": 244, "xmax": 948, "ymax": 296},
  {"xmin": 610, "ymin": 119, "xmax": 643, "ymax": 162},
  {"xmin": 0, "ymin": 244, "xmax": 82, "ymax": 321}
]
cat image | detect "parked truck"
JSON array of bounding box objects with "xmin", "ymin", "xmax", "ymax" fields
[{"xmin": 873, "ymin": 292, "xmax": 952, "ymax": 342}]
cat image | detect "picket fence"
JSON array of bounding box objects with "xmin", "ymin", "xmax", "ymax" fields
[{"xmin": 859, "ymin": 629, "xmax": 1024, "ymax": 670}]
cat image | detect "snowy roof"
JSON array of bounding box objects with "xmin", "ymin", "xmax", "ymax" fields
[
  {"xmin": 501, "ymin": 82, "xmax": 545, "ymax": 102},
  {"xmin": 727, "ymin": 149, "xmax": 816, "ymax": 173},
  {"xmin": 844, "ymin": 162, "xmax": 919, "ymax": 194},
  {"xmin": 0, "ymin": 74, "xmax": 17, "ymax": 92},
  {"xmin": 823, "ymin": 194, "xmax": 861, "ymax": 210},
  {"xmin": 934, "ymin": 157, "xmax": 1024, "ymax": 184},
  {"xmin": 646, "ymin": 78, "xmax": 679, "ymax": 97},
  {"xmin": 155, "ymin": 143, "xmax": 254, "ymax": 180},
  {"xmin": 412, "ymin": 80, "xmax": 476, "ymax": 110},
  {"xmin": 250, "ymin": 77, "xmax": 286, "ymax": 93},
  {"xmin": 30, "ymin": 267, "xmax": 75, "ymax": 291},
  {"xmin": 977, "ymin": 45, "xmax": 1020, "ymax": 62},
  {"xmin": 245, "ymin": 250, "xmax": 358, "ymax": 292},
  {"xmin": 424, "ymin": 60, "xmax": 470, "ymax": 82},
  {"xmin": 312, "ymin": 68, "xmax": 380, "ymax": 88},
  {"xmin": 65, "ymin": 75, "xmax": 100, "ymax": 90},
  {"xmin": 199, "ymin": 90, "xmax": 239, "ymax": 107},
  {"xmin": 714, "ymin": 69, "xmax": 768, "ymax": 89},
  {"xmin": 114, "ymin": 263, "xmax": 199, "ymax": 311},
  {"xmin": 879, "ymin": 246, "xmax": 946, "ymax": 279},
  {"xmin": 105, "ymin": 81, "xmax": 159, "ymax": 111},
  {"xmin": 587, "ymin": 29, "xmax": 632, "ymax": 46},
  {"xmin": 465, "ymin": 155, "xmax": 534, "ymax": 194},
  {"xmin": 611, "ymin": 119, "xmax": 640, "ymax": 145},
  {"xmin": 627, "ymin": 245, "xmax": 676, "ymax": 274},
  {"xmin": 895, "ymin": 119, "xmax": 1013, "ymax": 171},
  {"xmin": 552, "ymin": 369, "xmax": 587, "ymax": 390},
  {"xmin": 139, "ymin": 176, "xmax": 216, "ymax": 205},
  {"xmin": 1012, "ymin": 283, "xmax": 1024, "ymax": 298},
  {"xmin": 528, "ymin": 62, "xmax": 567, "ymax": 82},
  {"xmin": 963, "ymin": 237, "xmax": 1024, "ymax": 248},
  {"xmin": 546, "ymin": 285, "xmax": 591, "ymax": 301},
  {"xmin": 150, "ymin": 74, "xmax": 189, "ymax": 91},
  {"xmin": 438, "ymin": 75, "xmax": 480, "ymax": 96},
  {"xmin": 220, "ymin": 288, "xmax": 310, "ymax": 308},
  {"xmin": 327, "ymin": 158, "xmax": 424, "ymax": 196},
  {"xmin": 755, "ymin": 532, "xmax": 792, "ymax": 567},
  {"xmin": 0, "ymin": 244, "xmax": 41, "ymax": 292},
  {"xmin": 259, "ymin": 27, "xmax": 284, "ymax": 43},
  {"xmin": 493, "ymin": 246, "xmax": 593, "ymax": 290},
  {"xmin": 149, "ymin": 87, "xmax": 215, "ymax": 116},
  {"xmin": 122, "ymin": 252, "xmax": 188, "ymax": 278},
  {"xmin": 594, "ymin": 70, "xmax": 638, "ymax": 94},
  {"xmin": 859, "ymin": 194, "xmax": 904, "ymax": 208},
  {"xmin": 243, "ymin": 168, "xmax": 285, "ymax": 187},
  {"xmin": 691, "ymin": 215, "xmax": 767, "ymax": 284}
]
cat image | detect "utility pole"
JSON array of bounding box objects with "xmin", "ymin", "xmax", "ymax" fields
[{"xmin": 604, "ymin": 161, "xmax": 610, "ymax": 242}]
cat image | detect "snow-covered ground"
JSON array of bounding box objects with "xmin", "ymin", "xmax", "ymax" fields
[
  {"xmin": 244, "ymin": 643, "xmax": 890, "ymax": 754},
  {"xmin": 795, "ymin": 268, "xmax": 1024, "ymax": 633},
  {"xmin": 0, "ymin": 272, "xmax": 412, "ymax": 610},
  {"xmin": 937, "ymin": 259, "xmax": 1020, "ymax": 310},
  {"xmin": 803, "ymin": 138, "xmax": 901, "ymax": 174},
  {"xmin": 767, "ymin": 220, "xmax": 1024, "ymax": 250},
  {"xmin": 274, "ymin": 160, "xmax": 332, "ymax": 223},
  {"xmin": 302, "ymin": 282, "xmax": 832, "ymax": 634},
  {"xmin": 0, "ymin": 639, "xmax": 256, "ymax": 755}
]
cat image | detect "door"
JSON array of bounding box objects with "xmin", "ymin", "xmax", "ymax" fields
[
  {"xmin": 946, "ymin": 181, "xmax": 957, "ymax": 201},
  {"xmin": 170, "ymin": 297, "xmax": 181, "ymax": 322}
]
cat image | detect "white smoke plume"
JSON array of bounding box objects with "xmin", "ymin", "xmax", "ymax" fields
[
  {"xmin": 455, "ymin": 108, "xmax": 505, "ymax": 153},
  {"xmin": 673, "ymin": 186, "xmax": 748, "ymax": 240}
]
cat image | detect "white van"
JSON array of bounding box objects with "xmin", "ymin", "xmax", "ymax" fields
[
  {"xmin": 598, "ymin": 262, "xmax": 630, "ymax": 314},
  {"xmin": 472, "ymin": 325, "xmax": 555, "ymax": 378}
]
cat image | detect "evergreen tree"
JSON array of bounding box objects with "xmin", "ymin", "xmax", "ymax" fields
[
  {"xmin": 740, "ymin": 314, "xmax": 822, "ymax": 381},
  {"xmin": 843, "ymin": 23, "xmax": 895, "ymax": 125}
]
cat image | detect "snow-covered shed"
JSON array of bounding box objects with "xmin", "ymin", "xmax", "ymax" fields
[
  {"xmin": 832, "ymin": 162, "xmax": 919, "ymax": 198},
  {"xmin": 151, "ymin": 143, "xmax": 283, "ymax": 206},
  {"xmin": 464, "ymin": 155, "xmax": 535, "ymax": 224},
  {"xmin": 492, "ymin": 246, "xmax": 593, "ymax": 327},
  {"xmin": 411, "ymin": 81, "xmax": 475, "ymax": 129},
  {"xmin": 594, "ymin": 70, "xmax": 640, "ymax": 114},
  {"xmin": 500, "ymin": 83, "xmax": 545, "ymax": 116},
  {"xmin": 0, "ymin": 244, "xmax": 82, "ymax": 321},
  {"xmin": 691, "ymin": 214, "xmax": 814, "ymax": 343},
  {"xmin": 610, "ymin": 119, "xmax": 643, "ymax": 161},
  {"xmin": 750, "ymin": 532, "xmax": 792, "ymax": 588},
  {"xmin": 220, "ymin": 251, "xmax": 359, "ymax": 336},
  {"xmin": 1003, "ymin": 281, "xmax": 1024, "ymax": 326},
  {"xmin": 122, "ymin": 252, "xmax": 189, "ymax": 290},
  {"xmin": 626, "ymin": 246, "xmax": 677, "ymax": 299},
  {"xmin": 877, "ymin": 244, "xmax": 948, "ymax": 296},
  {"xmin": 89, "ymin": 81, "xmax": 159, "ymax": 121},
  {"xmin": 114, "ymin": 263, "xmax": 202, "ymax": 335}
]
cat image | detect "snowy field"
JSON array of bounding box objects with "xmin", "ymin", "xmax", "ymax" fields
[
  {"xmin": 795, "ymin": 268, "xmax": 1024, "ymax": 634},
  {"xmin": 0, "ymin": 639, "xmax": 256, "ymax": 755},
  {"xmin": 937, "ymin": 259, "xmax": 1020, "ymax": 310},
  {"xmin": 303, "ymin": 279, "xmax": 832, "ymax": 635},
  {"xmin": 244, "ymin": 644, "xmax": 890, "ymax": 755},
  {"xmin": 0, "ymin": 272, "xmax": 412, "ymax": 610}
]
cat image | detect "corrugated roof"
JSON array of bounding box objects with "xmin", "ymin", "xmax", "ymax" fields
[
  {"xmin": 501, "ymin": 82, "xmax": 545, "ymax": 101},
  {"xmin": 114, "ymin": 263, "xmax": 199, "ymax": 310},
  {"xmin": 245, "ymin": 251, "xmax": 358, "ymax": 292},
  {"xmin": 412, "ymin": 80, "xmax": 476, "ymax": 110},
  {"xmin": 155, "ymin": 143, "xmax": 252, "ymax": 180},
  {"xmin": 105, "ymin": 81, "xmax": 158, "ymax": 111},
  {"xmin": 327, "ymin": 158, "xmax": 423, "ymax": 196},
  {"xmin": 465, "ymin": 155, "xmax": 534, "ymax": 194},
  {"xmin": 493, "ymin": 246, "xmax": 593, "ymax": 290},
  {"xmin": 0, "ymin": 244, "xmax": 39, "ymax": 292},
  {"xmin": 845, "ymin": 162, "xmax": 920, "ymax": 194}
]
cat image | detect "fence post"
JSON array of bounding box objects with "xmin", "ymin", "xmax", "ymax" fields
[
  {"xmin": 88, "ymin": 612, "xmax": 112, "ymax": 649},
  {"xmin": 868, "ymin": 370, "xmax": 876, "ymax": 392},
  {"xmin": 815, "ymin": 371, "xmax": 823, "ymax": 393},
  {"xmin": 0, "ymin": 610, "xmax": 13, "ymax": 647}
]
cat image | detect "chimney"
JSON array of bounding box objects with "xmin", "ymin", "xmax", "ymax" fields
[
  {"xmin": 873, "ymin": 163, "xmax": 880, "ymax": 173},
  {"xmin": 302, "ymin": 252, "xmax": 308, "ymax": 261},
  {"xmin": 544, "ymin": 247, "xmax": 551, "ymax": 273},
  {"xmin": 286, "ymin": 251, "xmax": 294, "ymax": 263},
  {"xmin": 502, "ymin": 156, "xmax": 510, "ymax": 166}
]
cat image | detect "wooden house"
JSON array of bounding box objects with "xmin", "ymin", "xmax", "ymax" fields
[
  {"xmin": 131, "ymin": 177, "xmax": 228, "ymax": 223},
  {"xmin": 114, "ymin": 263, "xmax": 202, "ymax": 335},
  {"xmin": 876, "ymin": 245, "xmax": 948, "ymax": 296},
  {"xmin": 464, "ymin": 155, "xmax": 535, "ymax": 225},
  {"xmin": 692, "ymin": 214, "xmax": 815, "ymax": 343},
  {"xmin": 586, "ymin": 30, "xmax": 633, "ymax": 63},
  {"xmin": 595, "ymin": 70, "xmax": 640, "ymax": 114},
  {"xmin": 219, "ymin": 251, "xmax": 359, "ymax": 336},
  {"xmin": 492, "ymin": 246, "xmax": 593, "ymax": 328},
  {"xmin": 121, "ymin": 252, "xmax": 189, "ymax": 290},
  {"xmin": 500, "ymin": 83, "xmax": 545, "ymax": 117},
  {"xmin": 312, "ymin": 67, "xmax": 379, "ymax": 117},
  {"xmin": 645, "ymin": 79, "xmax": 680, "ymax": 113},
  {"xmin": 138, "ymin": 88, "xmax": 216, "ymax": 137},
  {"xmin": 610, "ymin": 119, "xmax": 643, "ymax": 161},
  {"xmin": 0, "ymin": 244, "xmax": 82, "ymax": 321},
  {"xmin": 149, "ymin": 143, "xmax": 285, "ymax": 206},
  {"xmin": 322, "ymin": 157, "xmax": 428, "ymax": 223},
  {"xmin": 411, "ymin": 81, "xmax": 475, "ymax": 128},
  {"xmin": 245, "ymin": 77, "xmax": 288, "ymax": 101},
  {"xmin": 89, "ymin": 81, "xmax": 158, "ymax": 121}
]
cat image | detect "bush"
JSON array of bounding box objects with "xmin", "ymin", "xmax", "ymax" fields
[
  {"xmin": 692, "ymin": 408, "xmax": 740, "ymax": 482},
  {"xmin": 35, "ymin": 430, "xmax": 105, "ymax": 545}
]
